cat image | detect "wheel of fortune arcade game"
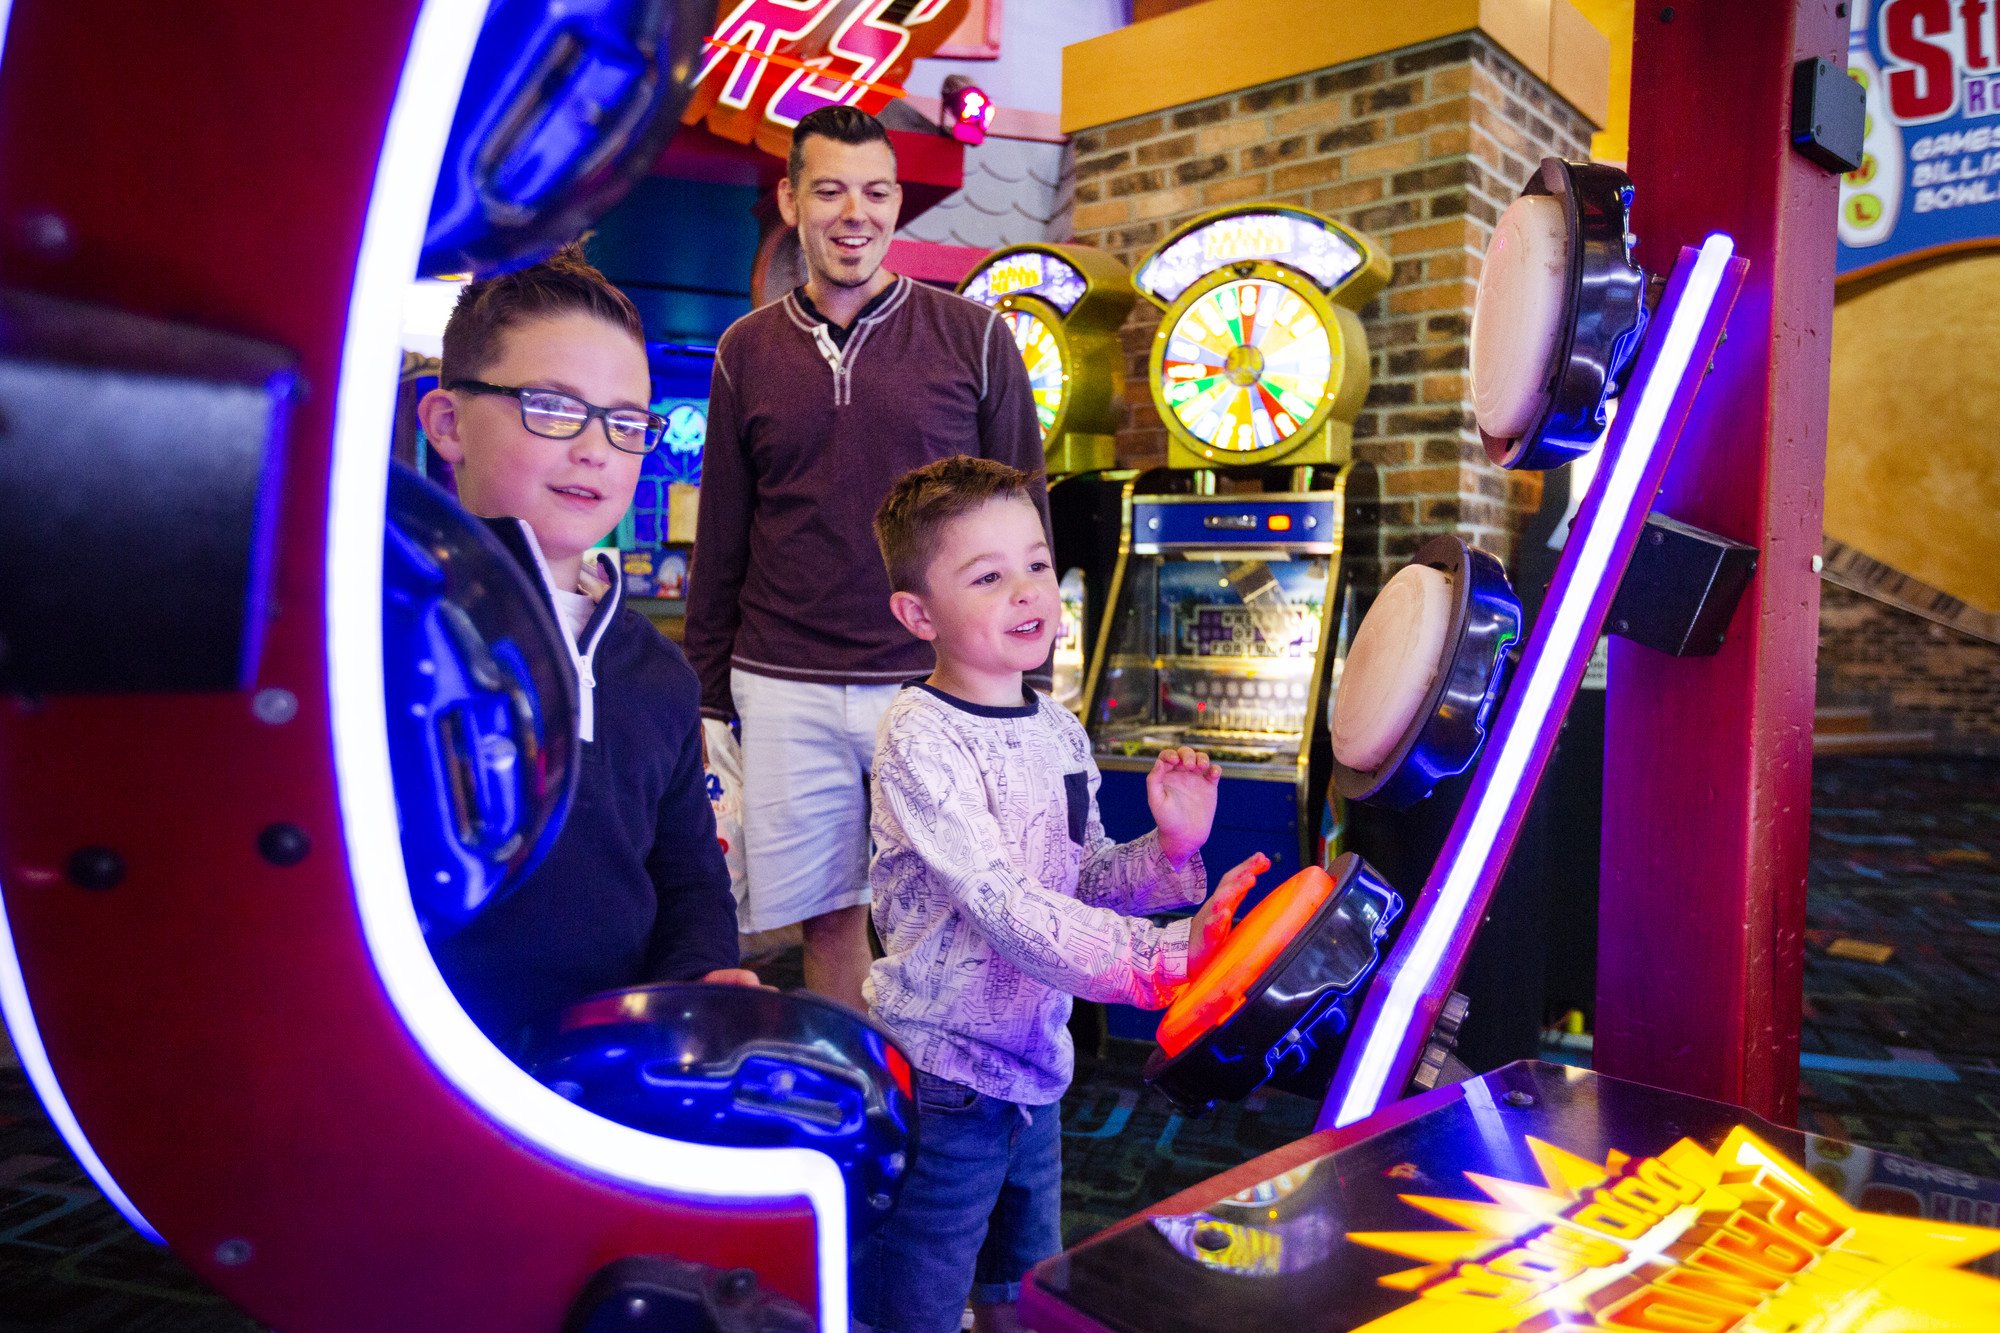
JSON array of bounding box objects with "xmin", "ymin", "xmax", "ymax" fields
[
  {"xmin": 959, "ymin": 243, "xmax": 1136, "ymax": 712},
  {"xmin": 1077, "ymin": 207, "xmax": 1389, "ymax": 967},
  {"xmin": 958, "ymin": 242, "xmax": 1134, "ymax": 479},
  {"xmin": 0, "ymin": 2, "xmax": 907, "ymax": 1329},
  {"xmin": 1134, "ymin": 204, "xmax": 1388, "ymax": 470}
]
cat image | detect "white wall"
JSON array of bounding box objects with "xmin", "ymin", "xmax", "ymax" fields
[{"xmin": 903, "ymin": 0, "xmax": 1129, "ymax": 116}]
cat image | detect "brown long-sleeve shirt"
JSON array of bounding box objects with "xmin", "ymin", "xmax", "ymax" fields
[{"xmin": 686, "ymin": 274, "xmax": 1050, "ymax": 721}]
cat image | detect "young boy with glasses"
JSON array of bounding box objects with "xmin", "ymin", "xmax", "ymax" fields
[{"xmin": 417, "ymin": 244, "xmax": 757, "ymax": 1059}]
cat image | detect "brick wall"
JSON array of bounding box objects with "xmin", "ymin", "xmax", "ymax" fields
[
  {"xmin": 1064, "ymin": 34, "xmax": 1594, "ymax": 596},
  {"xmin": 1818, "ymin": 584, "xmax": 2000, "ymax": 754}
]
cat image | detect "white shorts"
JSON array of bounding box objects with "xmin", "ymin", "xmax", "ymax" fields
[{"xmin": 731, "ymin": 668, "xmax": 902, "ymax": 933}]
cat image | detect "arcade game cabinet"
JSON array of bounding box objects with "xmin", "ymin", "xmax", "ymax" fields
[
  {"xmin": 0, "ymin": 2, "xmax": 919, "ymax": 1329},
  {"xmin": 1082, "ymin": 205, "xmax": 1389, "ymax": 900},
  {"xmin": 957, "ymin": 243, "xmax": 1135, "ymax": 712},
  {"xmin": 1019, "ymin": 159, "xmax": 2000, "ymax": 1331}
]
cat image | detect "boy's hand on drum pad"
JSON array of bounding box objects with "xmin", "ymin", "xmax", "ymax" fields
[
  {"xmin": 1149, "ymin": 745, "xmax": 1222, "ymax": 868},
  {"xmin": 1189, "ymin": 853, "xmax": 1268, "ymax": 978},
  {"xmin": 700, "ymin": 967, "xmax": 763, "ymax": 988}
]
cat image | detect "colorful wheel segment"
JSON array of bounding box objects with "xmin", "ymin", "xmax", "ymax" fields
[
  {"xmin": 1159, "ymin": 277, "xmax": 1334, "ymax": 454},
  {"xmin": 1003, "ymin": 306, "xmax": 1067, "ymax": 439}
]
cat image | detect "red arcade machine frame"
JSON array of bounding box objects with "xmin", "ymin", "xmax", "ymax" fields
[
  {"xmin": 0, "ymin": 3, "xmax": 847, "ymax": 1329},
  {"xmin": 1595, "ymin": 0, "xmax": 1839, "ymax": 1124}
]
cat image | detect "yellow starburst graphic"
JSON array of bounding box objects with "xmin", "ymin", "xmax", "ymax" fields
[{"xmin": 1344, "ymin": 1128, "xmax": 2000, "ymax": 1332}]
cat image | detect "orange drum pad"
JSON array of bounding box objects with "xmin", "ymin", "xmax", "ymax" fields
[
  {"xmin": 1144, "ymin": 854, "xmax": 1404, "ymax": 1115},
  {"xmin": 1158, "ymin": 866, "xmax": 1338, "ymax": 1058}
]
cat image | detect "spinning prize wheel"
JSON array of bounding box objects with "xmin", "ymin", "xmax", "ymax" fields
[
  {"xmin": 1134, "ymin": 206, "xmax": 1388, "ymax": 470},
  {"xmin": 958, "ymin": 244, "xmax": 1134, "ymax": 476}
]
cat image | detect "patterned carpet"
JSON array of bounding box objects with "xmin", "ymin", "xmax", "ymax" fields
[
  {"xmin": 1, "ymin": 753, "xmax": 1994, "ymax": 1327},
  {"xmin": 1793, "ymin": 754, "xmax": 2000, "ymax": 1180}
]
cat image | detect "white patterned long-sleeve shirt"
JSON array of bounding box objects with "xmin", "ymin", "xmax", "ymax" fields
[{"xmin": 865, "ymin": 683, "xmax": 1207, "ymax": 1105}]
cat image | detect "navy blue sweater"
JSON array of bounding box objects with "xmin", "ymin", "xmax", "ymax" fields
[{"xmin": 431, "ymin": 519, "xmax": 739, "ymax": 1056}]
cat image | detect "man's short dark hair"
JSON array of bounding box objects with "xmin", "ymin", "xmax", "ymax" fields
[
  {"xmin": 439, "ymin": 242, "xmax": 644, "ymax": 383},
  {"xmin": 874, "ymin": 456, "xmax": 1042, "ymax": 594},
  {"xmin": 787, "ymin": 105, "xmax": 895, "ymax": 184}
]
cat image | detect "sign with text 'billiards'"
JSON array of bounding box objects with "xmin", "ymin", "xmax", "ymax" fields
[
  {"xmin": 682, "ymin": 0, "xmax": 970, "ymax": 160},
  {"xmin": 1841, "ymin": 0, "xmax": 2000, "ymax": 278}
]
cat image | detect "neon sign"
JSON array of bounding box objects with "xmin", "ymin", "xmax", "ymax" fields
[
  {"xmin": 1347, "ymin": 1127, "xmax": 2000, "ymax": 1331},
  {"xmin": 682, "ymin": 0, "xmax": 970, "ymax": 159}
]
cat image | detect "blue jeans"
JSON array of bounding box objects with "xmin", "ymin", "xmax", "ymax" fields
[{"xmin": 854, "ymin": 1070, "xmax": 1063, "ymax": 1333}]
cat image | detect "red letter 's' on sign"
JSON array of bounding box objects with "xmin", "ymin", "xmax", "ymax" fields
[{"xmin": 1883, "ymin": 0, "xmax": 1960, "ymax": 122}]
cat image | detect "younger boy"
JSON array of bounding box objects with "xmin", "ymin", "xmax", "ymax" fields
[
  {"xmin": 417, "ymin": 245, "xmax": 756, "ymax": 1058},
  {"xmin": 858, "ymin": 457, "xmax": 1264, "ymax": 1333}
]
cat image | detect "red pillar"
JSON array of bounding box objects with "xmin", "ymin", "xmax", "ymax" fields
[{"xmin": 1596, "ymin": 0, "xmax": 1841, "ymax": 1120}]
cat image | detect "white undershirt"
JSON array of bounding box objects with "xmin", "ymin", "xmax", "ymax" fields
[{"xmin": 550, "ymin": 585, "xmax": 594, "ymax": 647}]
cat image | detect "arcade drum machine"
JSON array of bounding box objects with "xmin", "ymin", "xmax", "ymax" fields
[
  {"xmin": 957, "ymin": 242, "xmax": 1135, "ymax": 712},
  {"xmin": 1023, "ymin": 157, "xmax": 2000, "ymax": 1330},
  {"xmin": 0, "ymin": 2, "xmax": 929, "ymax": 1329},
  {"xmin": 1082, "ymin": 204, "xmax": 1388, "ymax": 900}
]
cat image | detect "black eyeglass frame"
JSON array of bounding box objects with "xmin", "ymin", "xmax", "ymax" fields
[{"xmin": 446, "ymin": 379, "xmax": 668, "ymax": 455}]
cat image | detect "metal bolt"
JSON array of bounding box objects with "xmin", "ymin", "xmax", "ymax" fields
[
  {"xmin": 1811, "ymin": 554, "xmax": 1824, "ymax": 573},
  {"xmin": 252, "ymin": 688, "xmax": 298, "ymax": 725},
  {"xmin": 215, "ymin": 1238, "xmax": 253, "ymax": 1266},
  {"xmin": 1613, "ymin": 618, "xmax": 1630, "ymax": 635},
  {"xmin": 67, "ymin": 846, "xmax": 126, "ymax": 891},
  {"xmin": 17, "ymin": 210, "xmax": 73, "ymax": 258},
  {"xmin": 257, "ymin": 823, "xmax": 311, "ymax": 867},
  {"xmin": 718, "ymin": 1269, "xmax": 757, "ymax": 1301},
  {"xmin": 1502, "ymin": 1089, "xmax": 1536, "ymax": 1109},
  {"xmin": 870, "ymin": 1191, "xmax": 893, "ymax": 1211},
  {"xmin": 624, "ymin": 1295, "xmax": 649, "ymax": 1319},
  {"xmin": 1650, "ymin": 529, "xmax": 1666, "ymax": 546},
  {"xmin": 1659, "ymin": 5, "xmax": 1674, "ymax": 21}
]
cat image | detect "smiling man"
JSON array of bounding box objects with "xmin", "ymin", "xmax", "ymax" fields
[{"xmin": 686, "ymin": 106, "xmax": 1048, "ymax": 1012}]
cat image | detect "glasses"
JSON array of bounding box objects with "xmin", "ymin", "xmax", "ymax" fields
[{"xmin": 447, "ymin": 380, "xmax": 668, "ymax": 455}]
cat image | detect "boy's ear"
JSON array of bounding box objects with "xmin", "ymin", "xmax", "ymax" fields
[
  {"xmin": 416, "ymin": 387, "xmax": 466, "ymax": 465},
  {"xmin": 776, "ymin": 175, "xmax": 800, "ymax": 229},
  {"xmin": 889, "ymin": 589, "xmax": 936, "ymax": 642}
]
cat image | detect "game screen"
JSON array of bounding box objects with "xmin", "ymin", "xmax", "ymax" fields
[
  {"xmin": 1092, "ymin": 555, "xmax": 1329, "ymax": 767},
  {"xmin": 622, "ymin": 341, "xmax": 713, "ymax": 599}
]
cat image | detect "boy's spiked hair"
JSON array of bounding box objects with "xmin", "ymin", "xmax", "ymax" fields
[
  {"xmin": 439, "ymin": 242, "xmax": 644, "ymax": 383},
  {"xmin": 874, "ymin": 456, "xmax": 1042, "ymax": 594}
]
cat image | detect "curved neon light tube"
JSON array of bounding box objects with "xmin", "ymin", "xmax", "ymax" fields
[
  {"xmin": 1332, "ymin": 234, "xmax": 1739, "ymax": 1128},
  {"xmin": 0, "ymin": 877, "xmax": 165, "ymax": 1243},
  {"xmin": 325, "ymin": 3, "xmax": 849, "ymax": 1326}
]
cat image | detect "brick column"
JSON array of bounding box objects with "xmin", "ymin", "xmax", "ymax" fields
[{"xmin": 1065, "ymin": 34, "xmax": 1595, "ymax": 598}]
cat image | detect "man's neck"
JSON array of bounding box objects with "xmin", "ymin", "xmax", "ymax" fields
[
  {"xmin": 802, "ymin": 267, "xmax": 895, "ymax": 329},
  {"xmin": 926, "ymin": 661, "xmax": 1026, "ymax": 710}
]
